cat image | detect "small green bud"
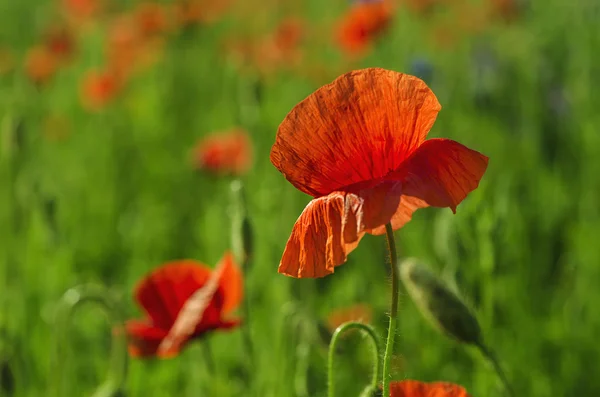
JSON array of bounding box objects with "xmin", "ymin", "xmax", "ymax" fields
[{"xmin": 399, "ymin": 258, "xmax": 482, "ymax": 346}]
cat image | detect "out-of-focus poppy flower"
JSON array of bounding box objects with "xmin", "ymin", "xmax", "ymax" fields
[
  {"xmin": 253, "ymin": 18, "xmax": 305, "ymax": 75},
  {"xmin": 24, "ymin": 46, "xmax": 57, "ymax": 85},
  {"xmin": 134, "ymin": 2, "xmax": 171, "ymax": 38},
  {"xmin": 193, "ymin": 129, "xmax": 252, "ymax": 176},
  {"xmin": 44, "ymin": 25, "xmax": 76, "ymax": 62},
  {"xmin": 337, "ymin": 1, "xmax": 394, "ymax": 55},
  {"xmin": 80, "ymin": 69, "xmax": 121, "ymax": 111},
  {"xmin": 126, "ymin": 253, "xmax": 243, "ymax": 358},
  {"xmin": 390, "ymin": 380, "xmax": 470, "ymax": 396},
  {"xmin": 270, "ymin": 68, "xmax": 488, "ymax": 278},
  {"xmin": 61, "ymin": 0, "xmax": 102, "ymax": 23},
  {"xmin": 174, "ymin": 0, "xmax": 232, "ymax": 27},
  {"xmin": 403, "ymin": 0, "xmax": 438, "ymax": 15},
  {"xmin": 326, "ymin": 304, "xmax": 373, "ymax": 332},
  {"xmin": 488, "ymin": 0, "xmax": 520, "ymax": 22}
]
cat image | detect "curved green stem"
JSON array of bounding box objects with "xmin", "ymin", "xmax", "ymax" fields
[
  {"xmin": 382, "ymin": 223, "xmax": 399, "ymax": 397},
  {"xmin": 328, "ymin": 322, "xmax": 380, "ymax": 397},
  {"xmin": 53, "ymin": 284, "xmax": 128, "ymax": 397},
  {"xmin": 477, "ymin": 342, "xmax": 515, "ymax": 397}
]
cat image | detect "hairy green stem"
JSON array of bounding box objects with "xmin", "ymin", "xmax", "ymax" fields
[
  {"xmin": 382, "ymin": 223, "xmax": 399, "ymax": 397},
  {"xmin": 53, "ymin": 284, "xmax": 127, "ymax": 397},
  {"xmin": 328, "ymin": 322, "xmax": 380, "ymax": 397}
]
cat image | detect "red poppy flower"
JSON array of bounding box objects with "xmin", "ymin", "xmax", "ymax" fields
[
  {"xmin": 271, "ymin": 68, "xmax": 488, "ymax": 278},
  {"xmin": 134, "ymin": 2, "xmax": 170, "ymax": 38},
  {"xmin": 337, "ymin": 1, "xmax": 394, "ymax": 55},
  {"xmin": 44, "ymin": 26, "xmax": 76, "ymax": 61},
  {"xmin": 24, "ymin": 46, "xmax": 58, "ymax": 85},
  {"xmin": 80, "ymin": 69, "xmax": 122, "ymax": 111},
  {"xmin": 126, "ymin": 253, "xmax": 243, "ymax": 358},
  {"xmin": 390, "ymin": 380, "xmax": 470, "ymax": 396},
  {"xmin": 193, "ymin": 129, "xmax": 252, "ymax": 176}
]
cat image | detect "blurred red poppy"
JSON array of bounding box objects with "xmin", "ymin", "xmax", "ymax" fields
[
  {"xmin": 134, "ymin": 2, "xmax": 171, "ymax": 38},
  {"xmin": 193, "ymin": 129, "xmax": 252, "ymax": 176},
  {"xmin": 80, "ymin": 69, "xmax": 122, "ymax": 111},
  {"xmin": 61, "ymin": 0, "xmax": 102, "ymax": 23},
  {"xmin": 126, "ymin": 253, "xmax": 243, "ymax": 358},
  {"xmin": 327, "ymin": 303, "xmax": 373, "ymax": 332},
  {"xmin": 390, "ymin": 380, "xmax": 470, "ymax": 396},
  {"xmin": 44, "ymin": 25, "xmax": 76, "ymax": 61},
  {"xmin": 271, "ymin": 68, "xmax": 488, "ymax": 278},
  {"xmin": 337, "ymin": 1, "xmax": 394, "ymax": 55},
  {"xmin": 24, "ymin": 46, "xmax": 57, "ymax": 85}
]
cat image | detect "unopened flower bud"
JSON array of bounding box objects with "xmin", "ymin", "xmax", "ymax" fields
[{"xmin": 399, "ymin": 258, "xmax": 482, "ymax": 346}]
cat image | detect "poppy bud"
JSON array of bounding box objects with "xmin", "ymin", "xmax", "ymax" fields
[
  {"xmin": 230, "ymin": 180, "xmax": 254, "ymax": 269},
  {"xmin": 399, "ymin": 258, "xmax": 483, "ymax": 346}
]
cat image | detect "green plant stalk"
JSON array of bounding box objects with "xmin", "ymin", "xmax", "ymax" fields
[
  {"xmin": 328, "ymin": 322, "xmax": 380, "ymax": 397},
  {"xmin": 476, "ymin": 342, "xmax": 515, "ymax": 397},
  {"xmin": 382, "ymin": 223, "xmax": 399, "ymax": 397},
  {"xmin": 53, "ymin": 284, "xmax": 127, "ymax": 397}
]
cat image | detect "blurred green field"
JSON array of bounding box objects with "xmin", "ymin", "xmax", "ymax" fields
[{"xmin": 1, "ymin": 0, "xmax": 600, "ymax": 396}]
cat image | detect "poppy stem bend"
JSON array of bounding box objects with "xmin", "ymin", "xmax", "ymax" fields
[
  {"xmin": 52, "ymin": 284, "xmax": 128, "ymax": 397},
  {"xmin": 327, "ymin": 321, "xmax": 380, "ymax": 397},
  {"xmin": 383, "ymin": 222, "xmax": 399, "ymax": 397}
]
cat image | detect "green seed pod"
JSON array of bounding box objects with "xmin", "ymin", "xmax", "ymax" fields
[{"xmin": 399, "ymin": 258, "xmax": 482, "ymax": 346}]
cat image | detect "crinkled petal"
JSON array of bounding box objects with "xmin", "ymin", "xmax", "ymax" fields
[
  {"xmin": 390, "ymin": 380, "xmax": 471, "ymax": 397},
  {"xmin": 134, "ymin": 261, "xmax": 212, "ymax": 330},
  {"xmin": 271, "ymin": 68, "xmax": 441, "ymax": 197},
  {"xmin": 279, "ymin": 192, "xmax": 365, "ymax": 278},
  {"xmin": 395, "ymin": 138, "xmax": 489, "ymax": 213}
]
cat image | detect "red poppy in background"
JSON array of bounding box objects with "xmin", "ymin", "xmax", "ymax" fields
[
  {"xmin": 80, "ymin": 68, "xmax": 122, "ymax": 111},
  {"xmin": 270, "ymin": 68, "xmax": 488, "ymax": 278},
  {"xmin": 24, "ymin": 46, "xmax": 58, "ymax": 85},
  {"xmin": 327, "ymin": 303, "xmax": 373, "ymax": 332},
  {"xmin": 337, "ymin": 1, "xmax": 394, "ymax": 55},
  {"xmin": 126, "ymin": 253, "xmax": 243, "ymax": 358},
  {"xmin": 134, "ymin": 2, "xmax": 171, "ymax": 38},
  {"xmin": 390, "ymin": 380, "xmax": 470, "ymax": 396},
  {"xmin": 193, "ymin": 129, "xmax": 252, "ymax": 176},
  {"xmin": 44, "ymin": 25, "xmax": 76, "ymax": 61}
]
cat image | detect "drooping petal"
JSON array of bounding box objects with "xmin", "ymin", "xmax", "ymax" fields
[
  {"xmin": 271, "ymin": 68, "xmax": 441, "ymax": 197},
  {"xmin": 390, "ymin": 380, "xmax": 470, "ymax": 397},
  {"xmin": 279, "ymin": 192, "xmax": 365, "ymax": 278},
  {"xmin": 393, "ymin": 138, "xmax": 489, "ymax": 213},
  {"xmin": 366, "ymin": 195, "xmax": 429, "ymax": 235},
  {"xmin": 125, "ymin": 320, "xmax": 169, "ymax": 358},
  {"xmin": 134, "ymin": 261, "xmax": 212, "ymax": 330},
  {"xmin": 216, "ymin": 251, "xmax": 243, "ymax": 314},
  {"xmin": 157, "ymin": 262, "xmax": 224, "ymax": 356},
  {"xmin": 357, "ymin": 181, "xmax": 403, "ymax": 232}
]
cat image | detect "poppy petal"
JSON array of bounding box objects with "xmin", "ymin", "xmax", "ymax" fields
[
  {"xmin": 366, "ymin": 194, "xmax": 429, "ymax": 235},
  {"xmin": 358, "ymin": 181, "xmax": 403, "ymax": 232},
  {"xmin": 390, "ymin": 380, "xmax": 471, "ymax": 396},
  {"xmin": 134, "ymin": 261, "xmax": 212, "ymax": 330},
  {"xmin": 395, "ymin": 138, "xmax": 489, "ymax": 213},
  {"xmin": 217, "ymin": 252, "xmax": 243, "ymax": 314},
  {"xmin": 125, "ymin": 320, "xmax": 169, "ymax": 358},
  {"xmin": 279, "ymin": 192, "xmax": 365, "ymax": 278},
  {"xmin": 271, "ymin": 68, "xmax": 441, "ymax": 197},
  {"xmin": 157, "ymin": 263, "xmax": 224, "ymax": 356}
]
